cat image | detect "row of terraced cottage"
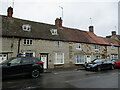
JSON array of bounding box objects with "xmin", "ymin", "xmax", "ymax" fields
[{"xmin": 0, "ymin": 7, "xmax": 120, "ymax": 69}]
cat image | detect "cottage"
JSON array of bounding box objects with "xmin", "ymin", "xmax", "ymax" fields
[{"xmin": 0, "ymin": 7, "xmax": 120, "ymax": 69}]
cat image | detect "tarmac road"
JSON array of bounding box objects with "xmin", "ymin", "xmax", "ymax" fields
[{"xmin": 2, "ymin": 68, "xmax": 120, "ymax": 89}]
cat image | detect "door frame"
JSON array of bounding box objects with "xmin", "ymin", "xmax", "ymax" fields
[
  {"xmin": 86, "ymin": 55, "xmax": 91, "ymax": 63},
  {"xmin": 40, "ymin": 53, "xmax": 48, "ymax": 69}
]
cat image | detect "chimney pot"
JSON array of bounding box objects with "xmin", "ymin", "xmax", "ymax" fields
[
  {"xmin": 89, "ymin": 26, "xmax": 94, "ymax": 33},
  {"xmin": 7, "ymin": 7, "xmax": 13, "ymax": 18},
  {"xmin": 112, "ymin": 31, "xmax": 116, "ymax": 36}
]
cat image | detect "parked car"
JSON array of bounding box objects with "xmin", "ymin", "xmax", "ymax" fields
[
  {"xmin": 85, "ymin": 59, "xmax": 115, "ymax": 71},
  {"xmin": 111, "ymin": 59, "xmax": 120, "ymax": 68},
  {"xmin": 0, "ymin": 56, "xmax": 44, "ymax": 78}
]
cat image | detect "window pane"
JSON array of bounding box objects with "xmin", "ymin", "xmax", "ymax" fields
[
  {"xmin": 76, "ymin": 55, "xmax": 84, "ymax": 64},
  {"xmin": 55, "ymin": 53, "xmax": 64, "ymax": 64}
]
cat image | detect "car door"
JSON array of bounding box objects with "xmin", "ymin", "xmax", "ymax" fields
[
  {"xmin": 7, "ymin": 57, "xmax": 22, "ymax": 76},
  {"xmin": 100, "ymin": 59, "xmax": 108, "ymax": 69},
  {"xmin": 21, "ymin": 57, "xmax": 33, "ymax": 75}
]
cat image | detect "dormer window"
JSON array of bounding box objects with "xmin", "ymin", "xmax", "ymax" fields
[
  {"xmin": 111, "ymin": 43, "xmax": 115, "ymax": 49},
  {"xmin": 50, "ymin": 29, "xmax": 58, "ymax": 35},
  {"xmin": 22, "ymin": 24, "xmax": 31, "ymax": 31}
]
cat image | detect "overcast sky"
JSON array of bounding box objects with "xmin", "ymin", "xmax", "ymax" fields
[{"xmin": 1, "ymin": 0, "xmax": 119, "ymax": 37}]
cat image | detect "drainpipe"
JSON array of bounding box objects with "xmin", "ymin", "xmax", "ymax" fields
[{"xmin": 17, "ymin": 38, "xmax": 21, "ymax": 56}]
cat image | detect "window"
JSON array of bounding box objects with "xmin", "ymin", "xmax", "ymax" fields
[
  {"xmin": 23, "ymin": 52, "xmax": 35, "ymax": 57},
  {"xmin": 22, "ymin": 57, "xmax": 33, "ymax": 63},
  {"xmin": 111, "ymin": 54, "xmax": 118, "ymax": 59},
  {"xmin": 24, "ymin": 39, "xmax": 32, "ymax": 45},
  {"xmin": 56, "ymin": 41, "xmax": 62, "ymax": 47},
  {"xmin": 76, "ymin": 43, "xmax": 82, "ymax": 50},
  {"xmin": 95, "ymin": 45, "xmax": 99, "ymax": 50},
  {"xmin": 75, "ymin": 55, "xmax": 84, "ymax": 64},
  {"xmin": 54, "ymin": 53, "xmax": 64, "ymax": 64},
  {"xmin": 50, "ymin": 29, "xmax": 58, "ymax": 35},
  {"xmin": 94, "ymin": 55, "xmax": 101, "ymax": 59},
  {"xmin": 9, "ymin": 58, "xmax": 21, "ymax": 64},
  {"xmin": 111, "ymin": 43, "xmax": 115, "ymax": 49},
  {"xmin": 22, "ymin": 24, "xmax": 31, "ymax": 31}
]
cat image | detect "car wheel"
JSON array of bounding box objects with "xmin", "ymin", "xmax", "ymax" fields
[
  {"xmin": 31, "ymin": 69, "xmax": 40, "ymax": 78},
  {"xmin": 111, "ymin": 65, "xmax": 114, "ymax": 70},
  {"xmin": 97, "ymin": 66, "xmax": 101, "ymax": 71}
]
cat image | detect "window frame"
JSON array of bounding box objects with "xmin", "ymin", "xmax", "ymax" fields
[
  {"xmin": 23, "ymin": 39, "xmax": 33, "ymax": 45},
  {"xmin": 50, "ymin": 29, "xmax": 58, "ymax": 35},
  {"xmin": 75, "ymin": 54, "xmax": 84, "ymax": 64},
  {"xmin": 95, "ymin": 45, "xmax": 99, "ymax": 50},
  {"xmin": 54, "ymin": 52, "xmax": 64, "ymax": 64},
  {"xmin": 111, "ymin": 43, "xmax": 115, "ymax": 49},
  {"xmin": 56, "ymin": 41, "xmax": 62, "ymax": 47},
  {"xmin": 76, "ymin": 43, "xmax": 82, "ymax": 50}
]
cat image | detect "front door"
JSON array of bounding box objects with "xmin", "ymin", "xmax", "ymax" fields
[
  {"xmin": 40, "ymin": 54, "xmax": 48, "ymax": 69},
  {"xmin": 86, "ymin": 55, "xmax": 91, "ymax": 63}
]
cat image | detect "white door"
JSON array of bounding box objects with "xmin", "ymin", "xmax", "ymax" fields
[
  {"xmin": 0, "ymin": 54, "xmax": 7, "ymax": 63},
  {"xmin": 41, "ymin": 55, "xmax": 47, "ymax": 69},
  {"xmin": 86, "ymin": 55, "xmax": 91, "ymax": 63}
]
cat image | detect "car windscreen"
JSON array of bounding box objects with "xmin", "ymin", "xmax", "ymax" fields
[{"xmin": 93, "ymin": 59, "xmax": 105, "ymax": 63}]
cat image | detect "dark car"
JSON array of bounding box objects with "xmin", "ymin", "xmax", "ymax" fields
[
  {"xmin": 111, "ymin": 59, "xmax": 120, "ymax": 68},
  {"xmin": 85, "ymin": 59, "xmax": 115, "ymax": 71},
  {"xmin": 1, "ymin": 56, "xmax": 44, "ymax": 78}
]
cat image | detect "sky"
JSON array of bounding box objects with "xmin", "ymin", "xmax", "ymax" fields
[{"xmin": 1, "ymin": 0, "xmax": 119, "ymax": 37}]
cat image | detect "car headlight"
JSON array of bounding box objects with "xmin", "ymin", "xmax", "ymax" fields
[{"xmin": 92, "ymin": 64, "xmax": 97, "ymax": 67}]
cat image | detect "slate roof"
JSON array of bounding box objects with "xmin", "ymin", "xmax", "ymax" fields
[{"xmin": 1, "ymin": 15, "xmax": 120, "ymax": 46}]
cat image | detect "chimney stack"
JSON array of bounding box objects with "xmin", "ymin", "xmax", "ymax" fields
[
  {"xmin": 89, "ymin": 26, "xmax": 94, "ymax": 33},
  {"xmin": 112, "ymin": 31, "xmax": 116, "ymax": 36},
  {"xmin": 55, "ymin": 17, "xmax": 62, "ymax": 28},
  {"xmin": 7, "ymin": 7, "xmax": 13, "ymax": 18}
]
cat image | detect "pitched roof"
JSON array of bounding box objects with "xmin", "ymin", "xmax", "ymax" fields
[
  {"xmin": 88, "ymin": 32, "xmax": 120, "ymax": 46},
  {"xmin": 1, "ymin": 15, "xmax": 120, "ymax": 46}
]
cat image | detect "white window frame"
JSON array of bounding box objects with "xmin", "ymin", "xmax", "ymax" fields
[
  {"xmin": 111, "ymin": 43, "xmax": 115, "ymax": 49},
  {"xmin": 50, "ymin": 29, "xmax": 58, "ymax": 35},
  {"xmin": 22, "ymin": 24, "xmax": 31, "ymax": 32},
  {"xmin": 95, "ymin": 45, "xmax": 99, "ymax": 50},
  {"xmin": 111, "ymin": 54, "xmax": 118, "ymax": 59},
  {"xmin": 76, "ymin": 43, "xmax": 82, "ymax": 50},
  {"xmin": 94, "ymin": 55, "xmax": 101, "ymax": 59},
  {"xmin": 75, "ymin": 54, "xmax": 84, "ymax": 64},
  {"xmin": 56, "ymin": 41, "xmax": 62, "ymax": 47},
  {"xmin": 23, "ymin": 52, "xmax": 35, "ymax": 57},
  {"xmin": 54, "ymin": 53, "xmax": 64, "ymax": 64},
  {"xmin": 23, "ymin": 39, "xmax": 33, "ymax": 45}
]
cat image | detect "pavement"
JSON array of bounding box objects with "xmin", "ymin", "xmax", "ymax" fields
[{"xmin": 43, "ymin": 66, "xmax": 85, "ymax": 73}]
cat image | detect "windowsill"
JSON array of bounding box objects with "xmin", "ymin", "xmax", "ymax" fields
[
  {"xmin": 54, "ymin": 63, "xmax": 64, "ymax": 65},
  {"xmin": 94, "ymin": 49, "xmax": 99, "ymax": 51},
  {"xmin": 75, "ymin": 63, "xmax": 84, "ymax": 64},
  {"xmin": 76, "ymin": 48, "xmax": 82, "ymax": 50},
  {"xmin": 23, "ymin": 44, "xmax": 33, "ymax": 46}
]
